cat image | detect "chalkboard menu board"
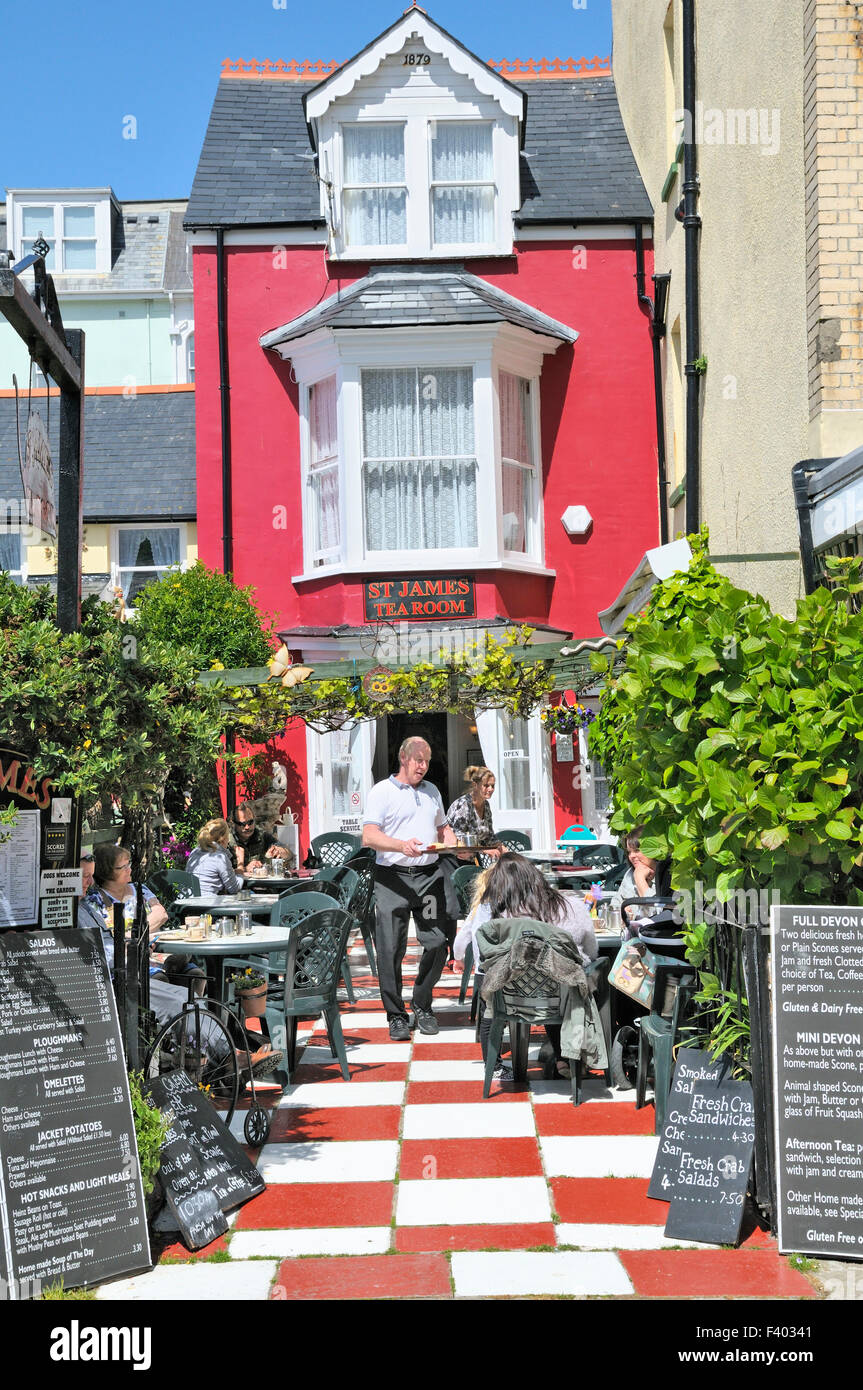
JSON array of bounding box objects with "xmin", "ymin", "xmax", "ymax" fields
[
  {"xmin": 144, "ymin": 1071, "xmax": 265, "ymax": 1250},
  {"xmin": 648, "ymin": 1046, "xmax": 755, "ymax": 1246},
  {"xmin": 772, "ymin": 904, "xmax": 863, "ymax": 1260},
  {"xmin": 0, "ymin": 930, "xmax": 150, "ymax": 1299}
]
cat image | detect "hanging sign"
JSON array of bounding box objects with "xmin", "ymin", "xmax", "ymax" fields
[
  {"xmin": 363, "ymin": 665, "xmax": 395, "ymax": 703},
  {"xmin": 364, "ymin": 577, "xmax": 475, "ymax": 623},
  {"xmin": 20, "ymin": 410, "xmax": 56, "ymax": 539},
  {"xmin": 771, "ymin": 903, "xmax": 863, "ymax": 1260}
]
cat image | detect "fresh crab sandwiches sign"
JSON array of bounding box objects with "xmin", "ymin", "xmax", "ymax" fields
[{"xmin": 364, "ymin": 577, "xmax": 475, "ymax": 622}]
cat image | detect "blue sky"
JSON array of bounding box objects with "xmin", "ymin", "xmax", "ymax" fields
[{"xmin": 0, "ymin": 0, "xmax": 612, "ymax": 201}]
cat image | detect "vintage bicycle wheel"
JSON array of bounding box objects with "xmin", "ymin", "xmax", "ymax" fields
[
  {"xmin": 144, "ymin": 1003, "xmax": 241, "ymax": 1122},
  {"xmin": 244, "ymin": 1104, "xmax": 271, "ymax": 1146}
]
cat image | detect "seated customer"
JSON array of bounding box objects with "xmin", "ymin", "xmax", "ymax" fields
[
  {"xmin": 187, "ymin": 818, "xmax": 243, "ymax": 895},
  {"xmin": 456, "ymin": 853, "xmax": 597, "ymax": 1079},
  {"xmin": 611, "ymin": 827, "xmax": 663, "ymax": 932},
  {"xmin": 231, "ymin": 803, "xmax": 290, "ymax": 871}
]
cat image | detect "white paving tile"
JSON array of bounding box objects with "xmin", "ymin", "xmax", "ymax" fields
[
  {"xmin": 530, "ymin": 1079, "xmax": 635, "ymax": 1104},
  {"xmin": 413, "ymin": 1027, "xmax": 478, "ymax": 1046},
  {"xmin": 408, "ymin": 1060, "xmax": 483, "ymax": 1082},
  {"xmin": 397, "ymin": 1177, "xmax": 551, "ymax": 1227},
  {"xmin": 402, "ymin": 1102, "xmax": 535, "ymax": 1139},
  {"xmin": 540, "ymin": 1135, "xmax": 659, "ymax": 1178},
  {"xmin": 97, "ymin": 1261, "xmax": 279, "ymax": 1301},
  {"xmin": 339, "ymin": 1011, "xmax": 390, "ymax": 1029},
  {"xmin": 276, "ymin": 1081, "xmax": 405, "ymax": 1108},
  {"xmin": 452, "ymin": 1250, "xmax": 634, "ymax": 1298},
  {"xmin": 302, "ymin": 1043, "xmax": 410, "ymax": 1063},
  {"xmin": 556, "ymin": 1224, "xmax": 710, "ymax": 1250},
  {"xmin": 259, "ymin": 1138, "xmax": 399, "ymax": 1183},
  {"xmin": 230, "ymin": 1226, "xmax": 392, "ymax": 1258}
]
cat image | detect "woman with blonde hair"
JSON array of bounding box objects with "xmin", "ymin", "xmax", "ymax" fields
[
  {"xmin": 446, "ymin": 765, "xmax": 501, "ymax": 850},
  {"xmin": 186, "ymin": 817, "xmax": 243, "ymax": 895}
]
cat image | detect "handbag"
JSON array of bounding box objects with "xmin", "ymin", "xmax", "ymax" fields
[{"xmin": 608, "ymin": 939, "xmax": 682, "ymax": 1009}]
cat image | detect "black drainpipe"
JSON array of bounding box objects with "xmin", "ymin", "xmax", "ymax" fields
[
  {"xmin": 634, "ymin": 222, "xmax": 670, "ymax": 545},
  {"xmin": 682, "ymin": 0, "xmax": 702, "ymax": 536},
  {"xmin": 215, "ymin": 225, "xmax": 236, "ymax": 813}
]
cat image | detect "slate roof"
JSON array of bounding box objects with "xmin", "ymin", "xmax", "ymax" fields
[
  {"xmin": 185, "ymin": 73, "xmax": 651, "ymax": 229},
  {"xmin": 260, "ymin": 263, "xmax": 578, "ymax": 349},
  {"xmin": 0, "ymin": 391, "xmax": 196, "ymax": 521}
]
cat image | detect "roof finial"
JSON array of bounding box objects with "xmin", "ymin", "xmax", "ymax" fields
[{"xmin": 403, "ymin": 1, "xmax": 426, "ymax": 11}]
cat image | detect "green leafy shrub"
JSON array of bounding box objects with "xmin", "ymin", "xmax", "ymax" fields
[
  {"xmin": 129, "ymin": 1071, "xmax": 169, "ymax": 1196},
  {"xmin": 134, "ymin": 561, "xmax": 276, "ymax": 669}
]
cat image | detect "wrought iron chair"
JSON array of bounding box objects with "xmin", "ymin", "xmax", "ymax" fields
[
  {"xmin": 496, "ymin": 830, "xmax": 533, "ymax": 852},
  {"xmin": 481, "ymin": 925, "xmax": 599, "ymax": 1107},
  {"xmin": 345, "ymin": 848, "xmax": 378, "ymax": 978},
  {"xmin": 146, "ymin": 869, "xmax": 201, "ymax": 926},
  {"xmin": 310, "ymin": 832, "xmax": 362, "ymax": 868},
  {"xmin": 452, "ymin": 863, "xmax": 481, "ymax": 1010},
  {"xmin": 279, "ymin": 907, "xmax": 356, "ymax": 1083},
  {"xmin": 635, "ymin": 963, "xmax": 697, "ymax": 1132}
]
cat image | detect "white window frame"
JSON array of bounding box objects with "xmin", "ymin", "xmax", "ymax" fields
[
  {"xmin": 110, "ymin": 523, "xmax": 188, "ymax": 607},
  {"xmin": 10, "ymin": 192, "xmax": 113, "ymax": 274},
  {"xmin": 303, "ymin": 374, "xmax": 343, "ymax": 569},
  {"xmin": 340, "ymin": 122, "xmax": 409, "ymax": 252},
  {"xmin": 287, "ymin": 324, "xmax": 554, "ymax": 582},
  {"xmin": 0, "ymin": 533, "xmax": 26, "ymax": 586},
  {"xmin": 498, "ymin": 369, "xmax": 541, "ymax": 557},
  {"xmin": 428, "ymin": 119, "xmax": 496, "ymax": 252}
]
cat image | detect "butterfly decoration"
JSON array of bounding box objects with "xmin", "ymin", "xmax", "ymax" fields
[{"xmin": 268, "ymin": 643, "xmax": 312, "ymax": 688}]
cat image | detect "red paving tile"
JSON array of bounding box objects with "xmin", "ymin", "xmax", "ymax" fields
[
  {"xmin": 396, "ymin": 1223, "xmax": 555, "ymax": 1252},
  {"xmin": 268, "ymin": 1105, "xmax": 402, "ymax": 1143},
  {"xmin": 551, "ymin": 1178, "xmax": 669, "ymax": 1226},
  {"xmin": 271, "ymin": 1253, "xmax": 452, "ymax": 1300},
  {"xmin": 292, "ymin": 1061, "xmax": 408, "ymax": 1083},
  {"xmin": 535, "ymin": 1102, "xmax": 657, "ymax": 1137},
  {"xmin": 235, "ymin": 1182, "xmax": 395, "ymax": 1229},
  {"xmin": 620, "ymin": 1248, "xmax": 817, "ymax": 1299},
  {"xmin": 399, "ymin": 1137, "xmax": 543, "ymax": 1179},
  {"xmin": 406, "ymin": 1080, "xmax": 530, "ymax": 1104},
  {"xmin": 410, "ymin": 1042, "xmax": 483, "ymax": 1059},
  {"xmin": 304, "ymin": 1029, "xmax": 393, "ymax": 1047},
  {"xmin": 158, "ymin": 1234, "xmax": 229, "ymax": 1262}
]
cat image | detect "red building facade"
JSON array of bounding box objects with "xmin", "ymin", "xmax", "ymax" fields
[{"xmin": 186, "ymin": 11, "xmax": 658, "ymax": 853}]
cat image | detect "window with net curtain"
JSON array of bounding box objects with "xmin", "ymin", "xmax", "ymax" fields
[
  {"xmin": 308, "ymin": 376, "xmax": 341, "ymax": 566},
  {"xmin": 0, "ymin": 534, "xmax": 23, "ymax": 583},
  {"xmin": 499, "ymin": 371, "xmax": 537, "ymax": 554},
  {"xmin": 431, "ymin": 123, "xmax": 495, "ymax": 246},
  {"xmin": 343, "ymin": 125, "xmax": 407, "ymax": 247},
  {"xmin": 116, "ymin": 528, "xmax": 180, "ymax": 603},
  {"xmin": 362, "ymin": 367, "xmax": 478, "ymax": 553}
]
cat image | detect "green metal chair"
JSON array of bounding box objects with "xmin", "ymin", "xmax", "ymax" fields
[
  {"xmin": 266, "ymin": 885, "xmax": 358, "ymax": 1004},
  {"xmin": 310, "ymin": 832, "xmax": 361, "ymax": 868},
  {"xmin": 345, "ymin": 849, "xmax": 378, "ymax": 978},
  {"xmin": 496, "ymin": 830, "xmax": 533, "ymax": 852},
  {"xmin": 279, "ymin": 906, "xmax": 356, "ymax": 1083},
  {"xmin": 635, "ymin": 963, "xmax": 697, "ymax": 1132},
  {"xmin": 146, "ymin": 869, "xmax": 201, "ymax": 926}
]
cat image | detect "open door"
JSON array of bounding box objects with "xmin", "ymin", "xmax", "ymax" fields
[
  {"xmin": 307, "ymin": 720, "xmax": 377, "ymax": 839},
  {"xmin": 475, "ymin": 708, "xmax": 554, "ymax": 850}
]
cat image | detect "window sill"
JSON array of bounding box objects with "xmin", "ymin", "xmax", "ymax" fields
[
  {"xmin": 329, "ymin": 245, "xmax": 514, "ymax": 262},
  {"xmin": 291, "ymin": 556, "xmax": 557, "ymax": 585}
]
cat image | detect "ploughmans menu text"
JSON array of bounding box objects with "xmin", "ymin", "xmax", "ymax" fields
[{"xmin": 0, "ymin": 929, "xmax": 150, "ymax": 1298}]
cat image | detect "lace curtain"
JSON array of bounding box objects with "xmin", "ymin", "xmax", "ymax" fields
[
  {"xmin": 362, "ymin": 367, "xmax": 478, "ymax": 551},
  {"xmin": 117, "ymin": 528, "xmax": 180, "ymax": 601},
  {"xmin": 343, "ymin": 125, "xmax": 407, "ymax": 246},
  {"xmin": 499, "ymin": 372, "xmax": 535, "ymax": 554},
  {"xmin": 309, "ymin": 376, "xmax": 340, "ymax": 562},
  {"xmin": 431, "ymin": 123, "xmax": 494, "ymax": 246},
  {"xmin": 0, "ymin": 534, "xmax": 22, "ymax": 578}
]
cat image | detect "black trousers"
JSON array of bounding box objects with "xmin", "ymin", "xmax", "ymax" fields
[{"xmin": 373, "ymin": 863, "xmax": 458, "ymax": 1019}]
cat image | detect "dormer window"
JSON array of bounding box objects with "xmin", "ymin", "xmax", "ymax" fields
[
  {"xmin": 9, "ymin": 191, "xmax": 114, "ymax": 274},
  {"xmin": 305, "ymin": 11, "xmax": 524, "ymax": 261}
]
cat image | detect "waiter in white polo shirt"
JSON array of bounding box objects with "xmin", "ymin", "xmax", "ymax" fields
[{"xmin": 363, "ymin": 736, "xmax": 460, "ymax": 1041}]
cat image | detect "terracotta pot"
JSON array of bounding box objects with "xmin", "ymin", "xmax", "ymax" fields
[{"xmin": 236, "ymin": 983, "xmax": 268, "ymax": 1017}]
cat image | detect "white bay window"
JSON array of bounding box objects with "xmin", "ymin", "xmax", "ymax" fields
[{"xmin": 308, "ymin": 376, "xmax": 341, "ymax": 566}]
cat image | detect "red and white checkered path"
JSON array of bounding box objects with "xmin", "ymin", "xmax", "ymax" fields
[{"xmin": 98, "ymin": 935, "xmax": 816, "ymax": 1301}]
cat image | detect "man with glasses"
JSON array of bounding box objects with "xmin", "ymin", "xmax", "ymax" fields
[
  {"xmin": 231, "ymin": 803, "xmax": 290, "ymax": 871},
  {"xmin": 362, "ymin": 737, "xmax": 459, "ymax": 1040}
]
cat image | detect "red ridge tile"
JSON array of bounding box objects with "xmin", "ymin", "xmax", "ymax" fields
[{"xmin": 271, "ymin": 1253, "xmax": 452, "ymax": 1300}]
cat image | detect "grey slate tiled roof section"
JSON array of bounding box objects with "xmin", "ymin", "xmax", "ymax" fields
[
  {"xmin": 259, "ymin": 264, "xmax": 578, "ymax": 347},
  {"xmin": 0, "ymin": 200, "xmax": 191, "ymax": 293},
  {"xmin": 185, "ymin": 74, "xmax": 651, "ymax": 228},
  {"xmin": 163, "ymin": 210, "xmax": 193, "ymax": 292},
  {"xmin": 0, "ymin": 391, "xmax": 196, "ymax": 520}
]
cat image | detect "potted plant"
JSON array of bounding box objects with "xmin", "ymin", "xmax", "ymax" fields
[
  {"xmin": 228, "ymin": 967, "xmax": 269, "ymax": 1017},
  {"xmin": 541, "ymin": 701, "xmax": 595, "ymax": 737}
]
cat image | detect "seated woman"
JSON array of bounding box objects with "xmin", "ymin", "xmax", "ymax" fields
[
  {"xmin": 187, "ymin": 818, "xmax": 243, "ymax": 896},
  {"xmin": 446, "ymin": 765, "xmax": 501, "ymax": 851},
  {"xmin": 611, "ymin": 827, "xmax": 662, "ymax": 933},
  {"xmin": 454, "ymin": 852, "xmax": 597, "ymax": 1079}
]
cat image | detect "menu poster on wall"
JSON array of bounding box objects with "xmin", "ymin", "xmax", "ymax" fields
[
  {"xmin": 0, "ymin": 809, "xmax": 40, "ymax": 929},
  {"xmin": 772, "ymin": 904, "xmax": 863, "ymax": 1259},
  {"xmin": 0, "ymin": 930, "xmax": 150, "ymax": 1298}
]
